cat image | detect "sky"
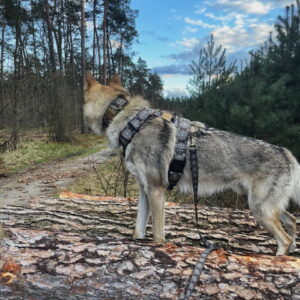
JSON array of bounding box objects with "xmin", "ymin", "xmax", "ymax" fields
[{"xmin": 130, "ymin": 0, "xmax": 295, "ymax": 97}]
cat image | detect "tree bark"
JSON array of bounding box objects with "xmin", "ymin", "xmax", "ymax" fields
[
  {"xmin": 0, "ymin": 18, "xmax": 5, "ymax": 109},
  {"xmin": 0, "ymin": 0, "xmax": 5, "ymax": 99},
  {"xmin": 0, "ymin": 194, "xmax": 299, "ymax": 299},
  {"xmin": 80, "ymin": 0, "xmax": 86, "ymax": 86},
  {"xmin": 80, "ymin": 0, "xmax": 86, "ymax": 133},
  {"xmin": 44, "ymin": 0, "xmax": 56, "ymax": 73},
  {"xmin": 92, "ymin": 0, "xmax": 97, "ymax": 75},
  {"xmin": 102, "ymin": 0, "xmax": 108, "ymax": 84}
]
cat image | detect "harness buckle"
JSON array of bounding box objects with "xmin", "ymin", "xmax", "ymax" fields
[{"xmin": 161, "ymin": 112, "xmax": 175, "ymax": 122}]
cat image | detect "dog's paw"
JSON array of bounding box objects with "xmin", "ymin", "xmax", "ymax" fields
[
  {"xmin": 289, "ymin": 240, "xmax": 297, "ymax": 253},
  {"xmin": 153, "ymin": 236, "xmax": 165, "ymax": 243},
  {"xmin": 276, "ymin": 240, "xmax": 294, "ymax": 256},
  {"xmin": 133, "ymin": 230, "xmax": 145, "ymax": 240}
]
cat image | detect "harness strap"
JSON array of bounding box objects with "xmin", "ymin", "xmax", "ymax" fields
[
  {"xmin": 167, "ymin": 118, "xmax": 191, "ymax": 190},
  {"xmin": 119, "ymin": 108, "xmax": 156, "ymax": 155}
]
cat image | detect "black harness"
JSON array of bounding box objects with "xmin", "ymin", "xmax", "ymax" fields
[
  {"xmin": 117, "ymin": 107, "xmax": 190, "ymax": 189},
  {"xmin": 119, "ymin": 108, "xmax": 158, "ymax": 154}
]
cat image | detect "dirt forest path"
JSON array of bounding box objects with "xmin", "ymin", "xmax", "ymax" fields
[{"xmin": 0, "ymin": 147, "xmax": 114, "ymax": 207}]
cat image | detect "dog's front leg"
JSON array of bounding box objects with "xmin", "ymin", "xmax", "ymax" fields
[
  {"xmin": 148, "ymin": 187, "xmax": 165, "ymax": 243},
  {"xmin": 134, "ymin": 183, "xmax": 150, "ymax": 239}
]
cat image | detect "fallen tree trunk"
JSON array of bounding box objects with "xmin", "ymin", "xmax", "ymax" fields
[
  {"xmin": 0, "ymin": 193, "xmax": 299, "ymax": 299},
  {"xmin": 1, "ymin": 192, "xmax": 299, "ymax": 256},
  {"xmin": 0, "ymin": 228, "xmax": 299, "ymax": 300}
]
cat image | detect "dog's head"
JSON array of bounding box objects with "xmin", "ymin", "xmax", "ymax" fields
[{"xmin": 83, "ymin": 72, "xmax": 129, "ymax": 135}]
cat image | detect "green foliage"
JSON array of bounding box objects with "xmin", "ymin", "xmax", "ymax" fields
[
  {"xmin": 122, "ymin": 57, "xmax": 164, "ymax": 107},
  {"xmin": 188, "ymin": 34, "xmax": 236, "ymax": 97}
]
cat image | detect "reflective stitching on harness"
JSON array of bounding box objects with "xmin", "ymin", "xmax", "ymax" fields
[{"xmin": 119, "ymin": 108, "xmax": 156, "ymax": 155}]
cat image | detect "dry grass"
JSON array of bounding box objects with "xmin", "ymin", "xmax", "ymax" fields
[
  {"xmin": 0, "ymin": 131, "xmax": 106, "ymax": 174},
  {"xmin": 68, "ymin": 155, "xmax": 248, "ymax": 209},
  {"xmin": 68, "ymin": 155, "xmax": 140, "ymax": 199}
]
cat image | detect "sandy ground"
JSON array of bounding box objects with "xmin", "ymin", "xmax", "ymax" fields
[{"xmin": 0, "ymin": 147, "xmax": 114, "ymax": 207}]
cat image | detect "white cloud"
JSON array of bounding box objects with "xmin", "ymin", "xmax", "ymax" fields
[
  {"xmin": 181, "ymin": 10, "xmax": 274, "ymax": 54},
  {"xmin": 110, "ymin": 40, "xmax": 121, "ymax": 49},
  {"xmin": 204, "ymin": 0, "xmax": 293, "ymax": 11},
  {"xmin": 195, "ymin": 7, "xmax": 207, "ymax": 14},
  {"xmin": 164, "ymin": 87, "xmax": 188, "ymax": 97},
  {"xmin": 213, "ymin": 0, "xmax": 272, "ymax": 14},
  {"xmin": 86, "ymin": 20, "xmax": 94, "ymax": 30},
  {"xmin": 184, "ymin": 26, "xmax": 199, "ymax": 34},
  {"xmin": 184, "ymin": 17, "xmax": 216, "ymax": 29},
  {"xmin": 204, "ymin": 12, "xmax": 231, "ymax": 22},
  {"xmin": 176, "ymin": 37, "xmax": 199, "ymax": 48},
  {"xmin": 179, "ymin": 9, "xmax": 274, "ymax": 54},
  {"xmin": 212, "ymin": 21, "xmax": 273, "ymax": 53},
  {"xmin": 161, "ymin": 74, "xmax": 190, "ymax": 97}
]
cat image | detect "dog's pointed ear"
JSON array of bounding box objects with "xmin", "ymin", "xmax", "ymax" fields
[
  {"xmin": 109, "ymin": 74, "xmax": 123, "ymax": 87},
  {"xmin": 85, "ymin": 72, "xmax": 98, "ymax": 89}
]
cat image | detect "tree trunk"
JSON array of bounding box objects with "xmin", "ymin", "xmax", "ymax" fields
[
  {"xmin": 102, "ymin": 0, "xmax": 108, "ymax": 84},
  {"xmin": 80, "ymin": 0, "xmax": 86, "ymax": 87},
  {"xmin": 0, "ymin": 17, "xmax": 5, "ymax": 108},
  {"xmin": 119, "ymin": 31, "xmax": 124, "ymax": 76},
  {"xmin": 80, "ymin": 0, "xmax": 86, "ymax": 133},
  {"xmin": 44, "ymin": 0, "xmax": 56, "ymax": 73},
  {"xmin": 0, "ymin": 194, "xmax": 299, "ymax": 299},
  {"xmin": 54, "ymin": 0, "xmax": 63, "ymax": 72},
  {"xmin": 96, "ymin": 28, "xmax": 102, "ymax": 81},
  {"xmin": 92, "ymin": 0, "xmax": 97, "ymax": 75}
]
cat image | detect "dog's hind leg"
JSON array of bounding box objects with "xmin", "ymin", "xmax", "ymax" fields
[
  {"xmin": 280, "ymin": 210, "xmax": 297, "ymax": 252},
  {"xmin": 250, "ymin": 201, "xmax": 292, "ymax": 255},
  {"xmin": 134, "ymin": 183, "xmax": 150, "ymax": 239},
  {"xmin": 147, "ymin": 186, "xmax": 166, "ymax": 243}
]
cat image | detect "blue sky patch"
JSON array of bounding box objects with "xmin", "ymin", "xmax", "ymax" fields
[{"xmin": 131, "ymin": 0, "xmax": 294, "ymax": 96}]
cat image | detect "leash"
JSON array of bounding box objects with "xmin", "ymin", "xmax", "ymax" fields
[{"xmin": 179, "ymin": 134, "xmax": 218, "ymax": 300}]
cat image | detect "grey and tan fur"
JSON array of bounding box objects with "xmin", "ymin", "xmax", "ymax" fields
[{"xmin": 84, "ymin": 72, "xmax": 300, "ymax": 256}]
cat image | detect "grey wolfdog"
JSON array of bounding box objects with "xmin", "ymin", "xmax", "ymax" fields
[{"xmin": 83, "ymin": 72, "xmax": 300, "ymax": 256}]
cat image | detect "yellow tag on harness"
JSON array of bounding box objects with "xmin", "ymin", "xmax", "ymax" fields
[{"xmin": 161, "ymin": 112, "xmax": 174, "ymax": 122}]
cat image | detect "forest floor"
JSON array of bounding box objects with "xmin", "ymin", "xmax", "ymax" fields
[
  {"xmin": 0, "ymin": 142, "xmax": 114, "ymax": 207},
  {"xmin": 0, "ymin": 132, "xmax": 112, "ymax": 206}
]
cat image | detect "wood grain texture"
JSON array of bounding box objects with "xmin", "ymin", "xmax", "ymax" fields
[{"xmin": 0, "ymin": 194, "xmax": 299, "ymax": 299}]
